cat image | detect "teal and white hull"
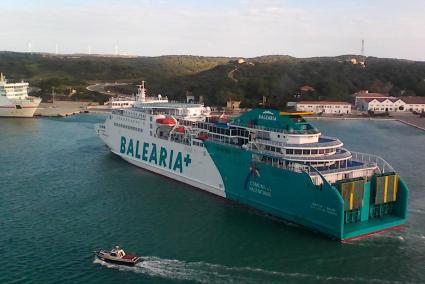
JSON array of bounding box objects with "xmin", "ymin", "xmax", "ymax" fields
[
  {"xmin": 96, "ymin": 104, "xmax": 409, "ymax": 241},
  {"xmin": 205, "ymin": 142, "xmax": 408, "ymax": 240},
  {"xmin": 98, "ymin": 124, "xmax": 226, "ymax": 198}
]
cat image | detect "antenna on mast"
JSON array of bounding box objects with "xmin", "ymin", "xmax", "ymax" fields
[
  {"xmin": 359, "ymin": 39, "xmax": 366, "ymax": 68},
  {"xmin": 28, "ymin": 42, "xmax": 32, "ymax": 54},
  {"xmin": 55, "ymin": 43, "xmax": 59, "ymax": 55},
  {"xmin": 136, "ymin": 81, "xmax": 146, "ymax": 102}
]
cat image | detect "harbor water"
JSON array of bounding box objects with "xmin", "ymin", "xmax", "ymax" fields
[{"xmin": 1, "ymin": 115, "xmax": 424, "ymax": 283}]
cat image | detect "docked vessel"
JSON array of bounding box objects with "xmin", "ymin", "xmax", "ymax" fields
[
  {"xmin": 89, "ymin": 82, "xmax": 168, "ymax": 110},
  {"xmin": 95, "ymin": 246, "xmax": 141, "ymax": 266},
  {"xmin": 96, "ymin": 89, "xmax": 408, "ymax": 240},
  {"xmin": 0, "ymin": 73, "xmax": 41, "ymax": 117}
]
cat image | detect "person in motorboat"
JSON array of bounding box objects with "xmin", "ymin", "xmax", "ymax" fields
[{"xmin": 94, "ymin": 246, "xmax": 141, "ymax": 266}]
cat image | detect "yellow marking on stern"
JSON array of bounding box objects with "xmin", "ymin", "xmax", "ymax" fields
[
  {"xmin": 384, "ymin": 176, "xmax": 389, "ymax": 203},
  {"xmin": 393, "ymin": 175, "xmax": 398, "ymax": 201},
  {"xmin": 349, "ymin": 182, "xmax": 354, "ymax": 210}
]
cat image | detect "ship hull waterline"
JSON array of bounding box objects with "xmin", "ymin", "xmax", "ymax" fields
[{"xmin": 109, "ymin": 144, "xmax": 408, "ymax": 241}]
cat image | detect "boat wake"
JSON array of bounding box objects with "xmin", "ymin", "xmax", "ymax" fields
[{"xmin": 93, "ymin": 256, "xmax": 399, "ymax": 283}]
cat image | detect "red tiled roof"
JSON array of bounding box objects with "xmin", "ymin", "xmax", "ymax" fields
[
  {"xmin": 300, "ymin": 85, "xmax": 315, "ymax": 92},
  {"xmin": 364, "ymin": 98, "xmax": 401, "ymax": 103},
  {"xmin": 354, "ymin": 92, "xmax": 389, "ymax": 98},
  {"xmin": 297, "ymin": 101, "xmax": 351, "ymax": 105},
  {"xmin": 401, "ymin": 96, "xmax": 425, "ymax": 104}
]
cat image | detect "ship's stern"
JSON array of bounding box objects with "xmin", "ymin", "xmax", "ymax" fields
[{"xmin": 338, "ymin": 174, "xmax": 409, "ymax": 241}]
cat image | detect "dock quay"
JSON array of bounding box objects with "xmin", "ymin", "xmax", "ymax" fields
[
  {"xmin": 309, "ymin": 113, "xmax": 425, "ymax": 132},
  {"xmin": 34, "ymin": 101, "xmax": 96, "ymax": 117}
]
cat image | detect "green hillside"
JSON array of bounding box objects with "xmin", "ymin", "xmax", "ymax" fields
[{"xmin": 1, "ymin": 51, "xmax": 424, "ymax": 107}]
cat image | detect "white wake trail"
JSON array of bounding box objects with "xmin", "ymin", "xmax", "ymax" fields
[{"xmin": 93, "ymin": 256, "xmax": 400, "ymax": 284}]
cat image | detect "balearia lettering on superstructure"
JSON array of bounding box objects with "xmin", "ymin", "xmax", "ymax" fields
[
  {"xmin": 119, "ymin": 136, "xmax": 191, "ymax": 173},
  {"xmin": 258, "ymin": 110, "xmax": 276, "ymax": 121}
]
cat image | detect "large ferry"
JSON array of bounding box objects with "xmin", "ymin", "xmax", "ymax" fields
[
  {"xmin": 0, "ymin": 73, "xmax": 41, "ymax": 117},
  {"xmin": 96, "ymin": 86, "xmax": 408, "ymax": 240}
]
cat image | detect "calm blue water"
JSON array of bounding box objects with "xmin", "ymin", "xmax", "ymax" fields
[{"xmin": 1, "ymin": 115, "xmax": 424, "ymax": 283}]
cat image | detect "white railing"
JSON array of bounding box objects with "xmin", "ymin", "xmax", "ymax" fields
[
  {"xmin": 232, "ymin": 122, "xmax": 319, "ymax": 135},
  {"xmin": 350, "ymin": 151, "xmax": 394, "ymax": 174},
  {"xmin": 255, "ymin": 137, "xmax": 343, "ymax": 149},
  {"xmin": 255, "ymin": 138, "xmax": 285, "ymax": 147}
]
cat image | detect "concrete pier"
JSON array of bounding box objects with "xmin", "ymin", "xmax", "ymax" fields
[
  {"xmin": 34, "ymin": 101, "xmax": 96, "ymax": 117},
  {"xmin": 391, "ymin": 113, "xmax": 425, "ymax": 131},
  {"xmin": 309, "ymin": 113, "xmax": 425, "ymax": 132}
]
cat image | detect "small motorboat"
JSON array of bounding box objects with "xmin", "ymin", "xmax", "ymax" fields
[{"xmin": 94, "ymin": 246, "xmax": 141, "ymax": 266}]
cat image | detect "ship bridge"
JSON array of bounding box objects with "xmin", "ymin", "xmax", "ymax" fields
[{"xmin": 231, "ymin": 108, "xmax": 319, "ymax": 135}]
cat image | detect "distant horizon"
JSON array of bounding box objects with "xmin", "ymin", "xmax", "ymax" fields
[
  {"xmin": 1, "ymin": 50, "xmax": 424, "ymax": 63},
  {"xmin": 1, "ymin": 0, "xmax": 424, "ymax": 61}
]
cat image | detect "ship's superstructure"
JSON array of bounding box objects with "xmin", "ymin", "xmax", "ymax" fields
[
  {"xmin": 91, "ymin": 82, "xmax": 169, "ymax": 110},
  {"xmin": 0, "ymin": 73, "xmax": 41, "ymax": 117},
  {"xmin": 96, "ymin": 93, "xmax": 408, "ymax": 240}
]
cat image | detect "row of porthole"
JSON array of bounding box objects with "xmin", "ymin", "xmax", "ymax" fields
[{"xmin": 113, "ymin": 122, "xmax": 143, "ymax": 133}]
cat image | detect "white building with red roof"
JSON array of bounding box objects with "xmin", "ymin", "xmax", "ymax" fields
[
  {"xmin": 354, "ymin": 90, "xmax": 425, "ymax": 112},
  {"xmin": 354, "ymin": 90, "xmax": 394, "ymax": 110},
  {"xmin": 296, "ymin": 101, "xmax": 352, "ymax": 114},
  {"xmin": 401, "ymin": 96, "xmax": 425, "ymax": 112}
]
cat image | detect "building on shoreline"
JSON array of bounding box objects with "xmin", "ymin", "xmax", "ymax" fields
[
  {"xmin": 295, "ymin": 101, "xmax": 351, "ymax": 114},
  {"xmin": 400, "ymin": 96, "xmax": 425, "ymax": 112},
  {"xmin": 354, "ymin": 90, "xmax": 425, "ymax": 112}
]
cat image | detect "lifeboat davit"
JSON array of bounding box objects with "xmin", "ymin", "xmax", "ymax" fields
[{"xmin": 156, "ymin": 116, "xmax": 176, "ymax": 126}]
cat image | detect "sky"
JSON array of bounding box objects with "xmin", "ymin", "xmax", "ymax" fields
[{"xmin": 1, "ymin": 0, "xmax": 424, "ymax": 60}]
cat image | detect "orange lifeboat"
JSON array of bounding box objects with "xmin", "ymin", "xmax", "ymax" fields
[
  {"xmin": 175, "ymin": 126, "xmax": 185, "ymax": 134},
  {"xmin": 156, "ymin": 116, "xmax": 176, "ymax": 126},
  {"xmin": 198, "ymin": 132, "xmax": 208, "ymax": 140}
]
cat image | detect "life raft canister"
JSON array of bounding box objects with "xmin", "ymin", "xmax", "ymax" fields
[{"xmin": 156, "ymin": 116, "xmax": 176, "ymax": 126}]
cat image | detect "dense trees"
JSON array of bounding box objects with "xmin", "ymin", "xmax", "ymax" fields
[{"xmin": 0, "ymin": 52, "xmax": 424, "ymax": 106}]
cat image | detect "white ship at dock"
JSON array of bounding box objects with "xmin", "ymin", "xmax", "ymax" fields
[
  {"xmin": 90, "ymin": 82, "xmax": 168, "ymax": 110},
  {"xmin": 0, "ymin": 73, "xmax": 41, "ymax": 117}
]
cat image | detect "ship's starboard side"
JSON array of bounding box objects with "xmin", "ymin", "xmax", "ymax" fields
[{"xmin": 96, "ymin": 96, "xmax": 409, "ymax": 240}]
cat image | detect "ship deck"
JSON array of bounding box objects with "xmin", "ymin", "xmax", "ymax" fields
[
  {"xmin": 310, "ymin": 160, "xmax": 377, "ymax": 176},
  {"xmin": 256, "ymin": 136, "xmax": 343, "ymax": 148}
]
